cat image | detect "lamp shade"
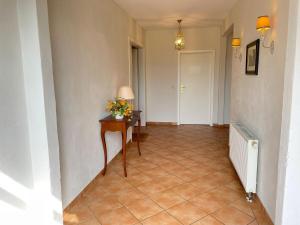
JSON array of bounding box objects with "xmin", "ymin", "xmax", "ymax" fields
[
  {"xmin": 231, "ymin": 38, "xmax": 241, "ymax": 47},
  {"xmin": 117, "ymin": 86, "xmax": 134, "ymax": 100},
  {"xmin": 256, "ymin": 16, "xmax": 271, "ymax": 31}
]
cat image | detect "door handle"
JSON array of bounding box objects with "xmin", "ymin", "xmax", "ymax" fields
[{"xmin": 180, "ymin": 84, "xmax": 186, "ymax": 94}]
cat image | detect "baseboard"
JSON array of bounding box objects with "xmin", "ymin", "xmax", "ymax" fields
[
  {"xmin": 146, "ymin": 122, "xmax": 229, "ymax": 127},
  {"xmin": 252, "ymin": 194, "xmax": 274, "ymax": 225},
  {"xmin": 213, "ymin": 123, "xmax": 229, "ymax": 128},
  {"xmin": 64, "ymin": 168, "xmax": 104, "ymax": 211},
  {"xmin": 146, "ymin": 122, "xmax": 177, "ymax": 126},
  {"xmin": 64, "ymin": 140, "xmax": 136, "ymax": 211}
]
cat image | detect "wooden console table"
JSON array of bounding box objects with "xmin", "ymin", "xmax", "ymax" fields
[{"xmin": 99, "ymin": 111, "xmax": 141, "ymax": 177}]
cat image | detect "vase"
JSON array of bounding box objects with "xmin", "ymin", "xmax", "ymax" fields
[{"xmin": 115, "ymin": 114, "xmax": 124, "ymax": 120}]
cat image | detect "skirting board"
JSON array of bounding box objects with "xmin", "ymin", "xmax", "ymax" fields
[
  {"xmin": 251, "ymin": 194, "xmax": 274, "ymax": 225},
  {"xmin": 213, "ymin": 124, "xmax": 229, "ymax": 128},
  {"xmin": 64, "ymin": 168, "xmax": 104, "ymax": 211},
  {"xmin": 146, "ymin": 122, "xmax": 177, "ymax": 126},
  {"xmin": 64, "ymin": 142, "xmax": 131, "ymax": 210}
]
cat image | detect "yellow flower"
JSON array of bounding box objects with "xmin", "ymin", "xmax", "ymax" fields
[
  {"xmin": 119, "ymin": 99, "xmax": 127, "ymax": 106},
  {"xmin": 106, "ymin": 100, "xmax": 114, "ymax": 111}
]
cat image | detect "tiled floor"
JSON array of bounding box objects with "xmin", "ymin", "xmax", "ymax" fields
[{"xmin": 64, "ymin": 125, "xmax": 273, "ymax": 225}]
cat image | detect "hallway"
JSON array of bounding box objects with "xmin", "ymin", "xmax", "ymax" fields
[{"xmin": 63, "ymin": 126, "xmax": 272, "ymax": 225}]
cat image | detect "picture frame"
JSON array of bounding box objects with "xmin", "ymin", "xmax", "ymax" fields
[{"xmin": 245, "ymin": 39, "xmax": 260, "ymax": 75}]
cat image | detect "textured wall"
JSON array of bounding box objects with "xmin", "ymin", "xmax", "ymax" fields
[
  {"xmin": 48, "ymin": 0, "xmax": 144, "ymax": 207},
  {"xmin": 225, "ymin": 0, "xmax": 289, "ymax": 220}
]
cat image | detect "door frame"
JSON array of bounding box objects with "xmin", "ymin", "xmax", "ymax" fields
[
  {"xmin": 177, "ymin": 50, "xmax": 215, "ymax": 126},
  {"xmin": 128, "ymin": 37, "xmax": 147, "ymax": 126},
  {"xmin": 128, "ymin": 37, "xmax": 143, "ymax": 85}
]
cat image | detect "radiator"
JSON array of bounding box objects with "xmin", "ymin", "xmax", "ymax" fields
[{"xmin": 229, "ymin": 123, "xmax": 259, "ymax": 201}]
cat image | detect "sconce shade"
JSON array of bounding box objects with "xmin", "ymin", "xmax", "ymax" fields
[
  {"xmin": 117, "ymin": 86, "xmax": 135, "ymax": 100},
  {"xmin": 231, "ymin": 38, "xmax": 241, "ymax": 47},
  {"xmin": 256, "ymin": 16, "xmax": 271, "ymax": 31}
]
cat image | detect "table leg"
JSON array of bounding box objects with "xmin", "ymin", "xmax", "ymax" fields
[
  {"xmin": 137, "ymin": 118, "xmax": 141, "ymax": 156},
  {"xmin": 101, "ymin": 130, "xmax": 107, "ymax": 176},
  {"xmin": 122, "ymin": 126, "xmax": 127, "ymax": 177}
]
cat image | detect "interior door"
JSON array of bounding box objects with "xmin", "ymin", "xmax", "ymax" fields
[
  {"xmin": 179, "ymin": 52, "xmax": 213, "ymax": 124},
  {"xmin": 131, "ymin": 47, "xmax": 139, "ymax": 109}
]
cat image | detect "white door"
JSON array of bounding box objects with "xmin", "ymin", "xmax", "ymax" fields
[{"xmin": 179, "ymin": 51, "xmax": 214, "ymax": 125}]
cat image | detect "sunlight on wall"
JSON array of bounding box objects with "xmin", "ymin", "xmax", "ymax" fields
[{"xmin": 0, "ymin": 171, "xmax": 63, "ymax": 225}]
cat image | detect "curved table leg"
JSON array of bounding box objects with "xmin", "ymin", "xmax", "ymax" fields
[
  {"xmin": 122, "ymin": 126, "xmax": 127, "ymax": 177},
  {"xmin": 101, "ymin": 130, "xmax": 107, "ymax": 176},
  {"xmin": 137, "ymin": 118, "xmax": 141, "ymax": 156}
]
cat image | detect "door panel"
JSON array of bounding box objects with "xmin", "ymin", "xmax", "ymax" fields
[{"xmin": 179, "ymin": 52, "xmax": 213, "ymax": 124}]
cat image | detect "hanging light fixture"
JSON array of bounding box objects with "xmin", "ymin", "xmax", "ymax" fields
[{"xmin": 175, "ymin": 19, "xmax": 185, "ymax": 50}]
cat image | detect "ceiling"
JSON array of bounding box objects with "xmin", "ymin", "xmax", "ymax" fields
[{"xmin": 113, "ymin": 0, "xmax": 238, "ymax": 29}]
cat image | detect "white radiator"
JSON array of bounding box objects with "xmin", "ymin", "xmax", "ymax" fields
[{"xmin": 229, "ymin": 123, "xmax": 259, "ymax": 199}]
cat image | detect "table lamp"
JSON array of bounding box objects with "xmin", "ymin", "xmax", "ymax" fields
[{"xmin": 118, "ymin": 86, "xmax": 134, "ymax": 100}]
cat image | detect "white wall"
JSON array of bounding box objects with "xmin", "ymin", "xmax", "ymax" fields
[
  {"xmin": 145, "ymin": 27, "xmax": 222, "ymax": 123},
  {"xmin": 225, "ymin": 0, "xmax": 289, "ymax": 221},
  {"xmin": 0, "ymin": 4, "xmax": 34, "ymax": 224},
  {"xmin": 224, "ymin": 32, "xmax": 233, "ymax": 124},
  {"xmin": 276, "ymin": 0, "xmax": 300, "ymax": 224},
  {"xmin": 48, "ymin": 0, "xmax": 144, "ymax": 207},
  {"xmin": 0, "ymin": 0, "xmax": 62, "ymax": 224}
]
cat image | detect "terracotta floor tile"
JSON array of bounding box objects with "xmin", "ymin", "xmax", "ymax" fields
[
  {"xmin": 208, "ymin": 186, "xmax": 244, "ymax": 204},
  {"xmin": 142, "ymin": 166, "xmax": 170, "ymax": 178},
  {"xmin": 230, "ymin": 199, "xmax": 254, "ymax": 217},
  {"xmin": 125, "ymin": 173, "xmax": 153, "ymax": 186},
  {"xmin": 96, "ymin": 207, "xmax": 139, "ymax": 225},
  {"xmin": 171, "ymin": 169, "xmax": 203, "ymax": 182},
  {"xmin": 167, "ymin": 201, "xmax": 207, "ymax": 225},
  {"xmin": 159, "ymin": 162, "xmax": 183, "ymax": 172},
  {"xmin": 113, "ymin": 164, "xmax": 141, "ymax": 177},
  {"xmin": 149, "ymin": 189, "xmax": 185, "ymax": 209},
  {"xmin": 63, "ymin": 126, "xmax": 272, "ymax": 225},
  {"xmin": 142, "ymin": 211, "xmax": 182, "ymax": 225},
  {"xmin": 189, "ymin": 193, "xmax": 227, "ymax": 214},
  {"xmin": 154, "ymin": 175, "xmax": 184, "ymax": 189},
  {"xmin": 190, "ymin": 178, "xmax": 219, "ymax": 193},
  {"xmin": 125, "ymin": 198, "xmax": 163, "ymax": 220},
  {"xmin": 80, "ymin": 219, "xmax": 102, "ymax": 225},
  {"xmin": 64, "ymin": 206, "xmax": 94, "ymax": 224},
  {"xmin": 118, "ymin": 188, "xmax": 147, "ymax": 205},
  {"xmin": 134, "ymin": 162, "xmax": 158, "ymax": 171},
  {"xmin": 212, "ymin": 206, "xmax": 254, "ymax": 225},
  {"xmin": 137, "ymin": 181, "xmax": 168, "ymax": 195},
  {"xmin": 192, "ymin": 215, "xmax": 224, "ymax": 225},
  {"xmin": 89, "ymin": 196, "xmax": 122, "ymax": 216},
  {"xmin": 226, "ymin": 180, "xmax": 244, "ymax": 192},
  {"xmin": 171, "ymin": 183, "xmax": 202, "ymax": 200}
]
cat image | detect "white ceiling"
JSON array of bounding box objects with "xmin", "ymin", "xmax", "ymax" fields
[{"xmin": 113, "ymin": 0, "xmax": 238, "ymax": 29}]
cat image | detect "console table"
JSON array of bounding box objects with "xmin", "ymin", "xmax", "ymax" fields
[{"xmin": 99, "ymin": 110, "xmax": 141, "ymax": 177}]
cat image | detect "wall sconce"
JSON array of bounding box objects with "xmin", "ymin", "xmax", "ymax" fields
[
  {"xmin": 256, "ymin": 16, "xmax": 275, "ymax": 54},
  {"xmin": 231, "ymin": 38, "xmax": 242, "ymax": 61}
]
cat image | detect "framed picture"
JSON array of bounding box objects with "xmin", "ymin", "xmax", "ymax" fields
[{"xmin": 246, "ymin": 39, "xmax": 260, "ymax": 75}]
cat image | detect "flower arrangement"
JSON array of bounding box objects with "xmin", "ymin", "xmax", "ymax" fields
[{"xmin": 106, "ymin": 98, "xmax": 133, "ymax": 119}]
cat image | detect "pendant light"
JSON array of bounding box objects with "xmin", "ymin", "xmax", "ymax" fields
[{"xmin": 175, "ymin": 19, "xmax": 185, "ymax": 50}]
